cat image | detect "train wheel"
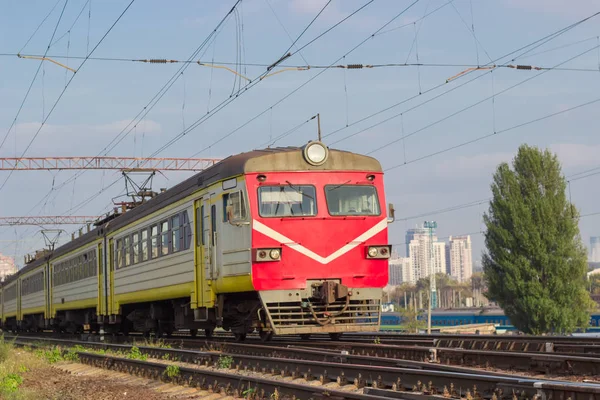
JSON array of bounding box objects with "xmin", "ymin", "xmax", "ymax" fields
[
  {"xmin": 259, "ymin": 330, "xmax": 273, "ymax": 342},
  {"xmin": 205, "ymin": 329, "xmax": 214, "ymax": 339},
  {"xmin": 233, "ymin": 332, "xmax": 246, "ymax": 342},
  {"xmin": 329, "ymin": 332, "xmax": 343, "ymax": 341},
  {"xmin": 300, "ymin": 334, "xmax": 311, "ymax": 340},
  {"xmin": 190, "ymin": 329, "xmax": 198, "ymax": 337}
]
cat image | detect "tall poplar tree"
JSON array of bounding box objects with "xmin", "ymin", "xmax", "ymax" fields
[{"xmin": 483, "ymin": 144, "xmax": 592, "ymax": 334}]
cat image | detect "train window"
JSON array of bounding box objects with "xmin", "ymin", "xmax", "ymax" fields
[
  {"xmin": 124, "ymin": 236, "xmax": 131, "ymax": 266},
  {"xmin": 151, "ymin": 225, "xmax": 159, "ymax": 259},
  {"xmin": 172, "ymin": 215, "xmax": 180, "ymax": 253},
  {"xmin": 324, "ymin": 185, "xmax": 380, "ymax": 216},
  {"xmin": 116, "ymin": 239, "xmax": 123, "ymax": 268},
  {"xmin": 132, "ymin": 233, "xmax": 140, "ymax": 264},
  {"xmin": 140, "ymin": 229, "xmax": 148, "ymax": 262},
  {"xmin": 161, "ymin": 220, "xmax": 170, "ymax": 256},
  {"xmin": 223, "ymin": 191, "xmax": 247, "ymax": 222},
  {"xmin": 183, "ymin": 211, "xmax": 192, "ymax": 250},
  {"xmin": 258, "ymin": 185, "xmax": 317, "ymax": 217}
]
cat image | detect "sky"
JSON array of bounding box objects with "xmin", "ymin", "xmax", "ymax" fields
[{"xmin": 0, "ymin": 0, "xmax": 599, "ymax": 268}]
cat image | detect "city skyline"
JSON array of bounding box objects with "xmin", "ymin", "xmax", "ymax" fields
[{"xmin": 389, "ymin": 225, "xmax": 473, "ymax": 285}]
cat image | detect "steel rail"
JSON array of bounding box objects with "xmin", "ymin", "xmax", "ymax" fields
[{"xmin": 11, "ymin": 336, "xmax": 600, "ymax": 400}]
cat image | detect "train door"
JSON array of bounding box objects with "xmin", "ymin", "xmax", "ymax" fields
[
  {"xmin": 44, "ymin": 263, "xmax": 50, "ymax": 322},
  {"xmin": 194, "ymin": 199, "xmax": 214, "ymax": 312},
  {"xmin": 108, "ymin": 238, "xmax": 115, "ymax": 318},
  {"xmin": 97, "ymin": 242, "xmax": 105, "ymax": 318},
  {"xmin": 16, "ymin": 280, "xmax": 21, "ymax": 325}
]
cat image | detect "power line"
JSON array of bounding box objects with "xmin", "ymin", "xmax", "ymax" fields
[
  {"xmin": 183, "ymin": 0, "xmax": 421, "ymax": 158},
  {"xmin": 17, "ymin": 0, "xmax": 242, "ymax": 210},
  {"xmin": 385, "ymin": 96, "xmax": 600, "ymax": 172},
  {"xmin": 361, "ymin": 44, "xmax": 600, "ymax": 155},
  {"xmin": 18, "ymin": 0, "xmax": 63, "ymax": 54},
  {"xmin": 0, "ymin": 0, "xmax": 69, "ymax": 154},
  {"xmin": 321, "ymin": 11, "xmax": 600, "ymax": 146},
  {"xmin": 0, "ymin": 0, "xmax": 136, "ymax": 195}
]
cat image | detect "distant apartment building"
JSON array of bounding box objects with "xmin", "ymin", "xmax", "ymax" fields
[
  {"xmin": 446, "ymin": 235, "xmax": 473, "ymax": 282},
  {"xmin": 388, "ymin": 256, "xmax": 413, "ymax": 285},
  {"xmin": 405, "ymin": 227, "xmax": 429, "ymax": 257},
  {"xmin": 408, "ymin": 231, "xmax": 446, "ymax": 281},
  {"xmin": 0, "ymin": 254, "xmax": 16, "ymax": 282},
  {"xmin": 591, "ymin": 237, "xmax": 600, "ymax": 262}
]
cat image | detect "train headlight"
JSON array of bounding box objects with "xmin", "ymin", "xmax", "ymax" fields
[
  {"xmin": 366, "ymin": 245, "xmax": 392, "ymax": 259},
  {"xmin": 303, "ymin": 141, "xmax": 329, "ymax": 166},
  {"xmin": 254, "ymin": 248, "xmax": 282, "ymax": 262},
  {"xmin": 269, "ymin": 249, "xmax": 281, "ymax": 260}
]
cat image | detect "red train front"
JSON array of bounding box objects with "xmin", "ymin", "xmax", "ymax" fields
[{"xmin": 244, "ymin": 141, "xmax": 392, "ymax": 338}]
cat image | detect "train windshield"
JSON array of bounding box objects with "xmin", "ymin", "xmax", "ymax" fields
[
  {"xmin": 325, "ymin": 185, "xmax": 380, "ymax": 216},
  {"xmin": 258, "ymin": 185, "xmax": 317, "ymax": 217}
]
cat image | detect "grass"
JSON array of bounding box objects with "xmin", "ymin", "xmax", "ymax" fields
[{"xmin": 0, "ymin": 335, "xmax": 46, "ymax": 400}]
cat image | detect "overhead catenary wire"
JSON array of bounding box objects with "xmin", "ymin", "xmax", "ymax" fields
[
  {"xmin": 384, "ymin": 96, "xmax": 600, "ymax": 172},
  {"xmin": 0, "ymin": 0, "xmax": 69, "ymax": 154},
  {"xmin": 360, "ymin": 44, "xmax": 600, "ymax": 155},
  {"xmin": 0, "ymin": 0, "xmax": 136, "ymax": 195},
  {"xmin": 320, "ymin": 10, "xmax": 600, "ymax": 146},
  {"xmin": 6, "ymin": 0, "xmax": 345, "ymax": 251},
  {"xmin": 155, "ymin": 0, "xmax": 388, "ymax": 158},
  {"xmin": 13, "ymin": 0, "xmax": 410, "ymax": 255},
  {"xmin": 18, "ymin": 0, "xmax": 62, "ymax": 54}
]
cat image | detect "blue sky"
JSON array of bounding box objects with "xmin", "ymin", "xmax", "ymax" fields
[{"xmin": 0, "ymin": 0, "xmax": 599, "ymax": 267}]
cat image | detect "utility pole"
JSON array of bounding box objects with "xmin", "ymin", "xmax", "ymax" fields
[
  {"xmin": 424, "ymin": 221, "xmax": 437, "ymax": 334},
  {"xmin": 317, "ymin": 113, "xmax": 322, "ymax": 141}
]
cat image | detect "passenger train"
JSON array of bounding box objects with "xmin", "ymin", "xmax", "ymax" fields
[{"xmin": 0, "ymin": 142, "xmax": 393, "ymax": 340}]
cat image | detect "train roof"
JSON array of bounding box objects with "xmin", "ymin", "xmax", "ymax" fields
[{"xmin": 4, "ymin": 145, "xmax": 381, "ymax": 284}]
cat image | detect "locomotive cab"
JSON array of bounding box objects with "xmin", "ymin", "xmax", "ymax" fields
[{"xmin": 242, "ymin": 141, "xmax": 392, "ymax": 337}]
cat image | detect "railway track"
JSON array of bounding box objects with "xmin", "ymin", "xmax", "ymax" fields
[{"xmin": 9, "ymin": 335, "xmax": 600, "ymax": 400}]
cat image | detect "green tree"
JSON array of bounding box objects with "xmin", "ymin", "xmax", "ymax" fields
[
  {"xmin": 483, "ymin": 144, "xmax": 593, "ymax": 334},
  {"xmin": 399, "ymin": 307, "xmax": 426, "ymax": 333}
]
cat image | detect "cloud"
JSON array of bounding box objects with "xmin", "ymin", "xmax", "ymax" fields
[
  {"xmin": 436, "ymin": 143, "xmax": 600, "ymax": 180},
  {"xmin": 550, "ymin": 143, "xmax": 600, "ymax": 168}
]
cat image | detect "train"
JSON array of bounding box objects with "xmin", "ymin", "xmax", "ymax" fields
[
  {"xmin": 381, "ymin": 308, "xmax": 600, "ymax": 331},
  {"xmin": 0, "ymin": 141, "xmax": 393, "ymax": 340}
]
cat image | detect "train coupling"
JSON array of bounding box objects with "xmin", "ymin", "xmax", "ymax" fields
[{"xmin": 311, "ymin": 281, "xmax": 351, "ymax": 305}]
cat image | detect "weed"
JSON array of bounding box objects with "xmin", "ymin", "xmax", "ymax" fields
[
  {"xmin": 216, "ymin": 355, "xmax": 233, "ymax": 369},
  {"xmin": 39, "ymin": 347, "xmax": 63, "ymax": 364},
  {"xmin": 373, "ymin": 337, "xmax": 381, "ymax": 345},
  {"xmin": 138, "ymin": 339, "xmax": 172, "ymax": 349},
  {"xmin": 163, "ymin": 365, "xmax": 180, "ymax": 379},
  {"xmin": 243, "ymin": 387, "xmax": 257, "ymax": 398},
  {"xmin": 0, "ymin": 373, "xmax": 23, "ymax": 394},
  {"xmin": 126, "ymin": 346, "xmax": 148, "ymax": 361},
  {"xmin": 63, "ymin": 348, "xmax": 79, "ymax": 362},
  {"xmin": 0, "ymin": 334, "xmax": 11, "ymax": 362},
  {"xmin": 18, "ymin": 365, "xmax": 29, "ymax": 373}
]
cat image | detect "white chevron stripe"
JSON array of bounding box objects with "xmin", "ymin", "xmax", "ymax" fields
[{"xmin": 252, "ymin": 219, "xmax": 388, "ymax": 264}]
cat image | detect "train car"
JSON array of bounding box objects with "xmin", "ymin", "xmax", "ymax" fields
[
  {"xmin": 382, "ymin": 308, "xmax": 600, "ymax": 331},
  {"xmin": 0, "ymin": 142, "xmax": 393, "ymax": 340}
]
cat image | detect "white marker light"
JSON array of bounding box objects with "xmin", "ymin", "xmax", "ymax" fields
[{"xmin": 303, "ymin": 141, "xmax": 329, "ymax": 166}]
